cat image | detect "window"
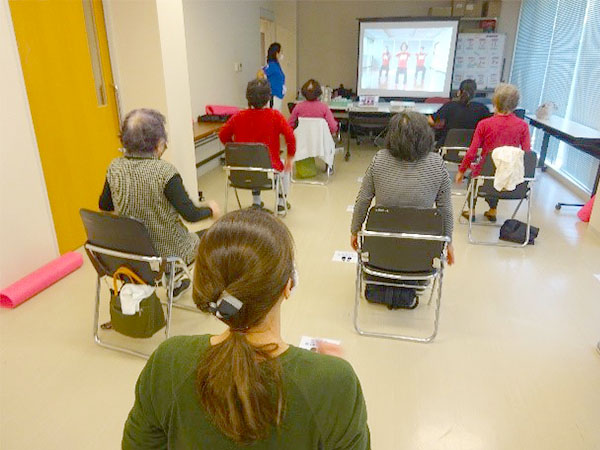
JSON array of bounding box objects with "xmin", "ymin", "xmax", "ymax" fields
[{"xmin": 511, "ymin": 0, "xmax": 600, "ymax": 193}]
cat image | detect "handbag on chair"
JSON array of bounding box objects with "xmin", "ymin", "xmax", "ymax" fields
[{"xmin": 109, "ymin": 267, "xmax": 166, "ymax": 338}]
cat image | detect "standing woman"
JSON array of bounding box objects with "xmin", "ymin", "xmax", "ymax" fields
[{"xmin": 263, "ymin": 42, "xmax": 286, "ymax": 111}]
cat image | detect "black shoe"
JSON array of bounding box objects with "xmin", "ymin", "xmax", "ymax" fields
[
  {"xmin": 172, "ymin": 278, "xmax": 191, "ymax": 300},
  {"xmin": 277, "ymin": 202, "xmax": 291, "ymax": 212}
]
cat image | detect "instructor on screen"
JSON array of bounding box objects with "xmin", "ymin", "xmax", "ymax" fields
[
  {"xmin": 379, "ymin": 47, "xmax": 391, "ymax": 82},
  {"xmin": 415, "ymin": 47, "xmax": 427, "ymax": 86},
  {"xmin": 395, "ymin": 42, "xmax": 410, "ymax": 87}
]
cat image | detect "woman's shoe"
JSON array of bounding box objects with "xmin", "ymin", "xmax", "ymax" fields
[
  {"xmin": 461, "ymin": 210, "xmax": 475, "ymax": 222},
  {"xmin": 277, "ymin": 202, "xmax": 291, "ymax": 212},
  {"xmin": 484, "ymin": 209, "xmax": 497, "ymax": 222}
]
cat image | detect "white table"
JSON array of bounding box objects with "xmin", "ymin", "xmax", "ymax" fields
[{"xmin": 525, "ymin": 114, "xmax": 600, "ymax": 201}]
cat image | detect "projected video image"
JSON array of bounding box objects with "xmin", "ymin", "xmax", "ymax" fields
[{"xmin": 360, "ymin": 26, "xmax": 454, "ymax": 94}]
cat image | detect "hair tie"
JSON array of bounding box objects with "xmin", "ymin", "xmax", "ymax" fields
[{"xmin": 208, "ymin": 291, "xmax": 244, "ymax": 321}]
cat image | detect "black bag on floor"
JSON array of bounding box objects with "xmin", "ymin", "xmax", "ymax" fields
[
  {"xmin": 364, "ymin": 285, "xmax": 418, "ymax": 309},
  {"xmin": 499, "ymin": 219, "xmax": 539, "ymax": 245}
]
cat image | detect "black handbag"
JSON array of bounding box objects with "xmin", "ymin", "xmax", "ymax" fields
[
  {"xmin": 109, "ymin": 267, "xmax": 166, "ymax": 338},
  {"xmin": 499, "ymin": 219, "xmax": 539, "ymax": 245},
  {"xmin": 364, "ymin": 285, "xmax": 418, "ymax": 310}
]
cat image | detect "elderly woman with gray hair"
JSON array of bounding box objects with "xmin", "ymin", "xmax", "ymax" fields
[
  {"xmin": 99, "ymin": 109, "xmax": 220, "ymax": 296},
  {"xmin": 350, "ymin": 111, "xmax": 455, "ymax": 264},
  {"xmin": 455, "ymin": 83, "xmax": 531, "ymax": 222}
]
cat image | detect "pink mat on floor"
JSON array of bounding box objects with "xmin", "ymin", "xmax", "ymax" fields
[
  {"xmin": 0, "ymin": 252, "xmax": 83, "ymax": 309},
  {"xmin": 577, "ymin": 195, "xmax": 595, "ymax": 222},
  {"xmin": 205, "ymin": 105, "xmax": 239, "ymax": 116}
]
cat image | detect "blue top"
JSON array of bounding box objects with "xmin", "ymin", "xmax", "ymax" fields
[{"xmin": 263, "ymin": 61, "xmax": 285, "ymax": 99}]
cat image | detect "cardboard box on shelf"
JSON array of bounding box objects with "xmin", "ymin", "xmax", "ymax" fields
[
  {"xmin": 483, "ymin": 1, "xmax": 502, "ymax": 17},
  {"xmin": 452, "ymin": 1, "xmax": 466, "ymax": 16},
  {"xmin": 464, "ymin": 1, "xmax": 483, "ymax": 17},
  {"xmin": 429, "ymin": 6, "xmax": 453, "ymax": 16}
]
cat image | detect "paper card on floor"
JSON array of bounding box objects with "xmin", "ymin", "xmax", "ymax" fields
[
  {"xmin": 332, "ymin": 251, "xmax": 357, "ymax": 263},
  {"xmin": 299, "ymin": 336, "xmax": 341, "ymax": 352},
  {"xmin": 594, "ymin": 274, "xmax": 600, "ymax": 283},
  {"xmin": 346, "ymin": 205, "xmax": 354, "ymax": 212},
  {"xmin": 357, "ymin": 176, "xmax": 363, "ymax": 183}
]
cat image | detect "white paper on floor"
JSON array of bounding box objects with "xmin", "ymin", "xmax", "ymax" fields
[
  {"xmin": 357, "ymin": 176, "xmax": 363, "ymax": 183},
  {"xmin": 332, "ymin": 251, "xmax": 357, "ymax": 263},
  {"xmin": 346, "ymin": 205, "xmax": 354, "ymax": 212},
  {"xmin": 594, "ymin": 274, "xmax": 600, "ymax": 283},
  {"xmin": 298, "ymin": 336, "xmax": 341, "ymax": 352}
]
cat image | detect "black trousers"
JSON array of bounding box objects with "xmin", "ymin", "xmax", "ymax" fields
[{"xmin": 379, "ymin": 65, "xmax": 389, "ymax": 79}]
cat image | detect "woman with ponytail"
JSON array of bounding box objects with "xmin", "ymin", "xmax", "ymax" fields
[
  {"xmin": 122, "ymin": 208, "xmax": 370, "ymax": 449},
  {"xmin": 429, "ymin": 79, "xmax": 491, "ymax": 145}
]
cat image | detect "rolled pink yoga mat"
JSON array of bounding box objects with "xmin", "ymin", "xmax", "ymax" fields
[{"xmin": 0, "ymin": 252, "xmax": 83, "ymax": 309}]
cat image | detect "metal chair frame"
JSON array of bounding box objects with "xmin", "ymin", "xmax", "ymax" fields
[
  {"xmin": 439, "ymin": 129, "xmax": 475, "ymax": 196},
  {"xmin": 223, "ymin": 165, "xmax": 287, "ymax": 216},
  {"xmin": 85, "ymin": 243, "xmax": 199, "ymax": 359},
  {"xmin": 354, "ymin": 229, "xmax": 450, "ymax": 343},
  {"xmin": 461, "ymin": 174, "xmax": 536, "ymax": 247}
]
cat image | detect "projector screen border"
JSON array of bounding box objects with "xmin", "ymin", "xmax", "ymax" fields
[{"xmin": 356, "ymin": 16, "xmax": 460, "ymax": 100}]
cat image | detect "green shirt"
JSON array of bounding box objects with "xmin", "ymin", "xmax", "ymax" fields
[{"xmin": 123, "ymin": 335, "xmax": 370, "ymax": 449}]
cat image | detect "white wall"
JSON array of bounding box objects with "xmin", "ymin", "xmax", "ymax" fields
[
  {"xmin": 297, "ymin": 0, "xmax": 522, "ymax": 91},
  {"xmin": 0, "ymin": 0, "xmax": 59, "ymax": 289},
  {"xmin": 104, "ymin": 0, "xmax": 198, "ymax": 200},
  {"xmin": 183, "ymin": 0, "xmax": 297, "ymax": 119}
]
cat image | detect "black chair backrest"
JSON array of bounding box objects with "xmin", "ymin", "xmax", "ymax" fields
[
  {"xmin": 363, "ymin": 206, "xmax": 445, "ymax": 273},
  {"xmin": 225, "ymin": 143, "xmax": 274, "ymax": 190},
  {"xmin": 349, "ymin": 111, "xmax": 390, "ymax": 131},
  {"xmin": 443, "ymin": 128, "xmax": 474, "ymax": 148},
  {"xmin": 479, "ymin": 150, "xmax": 537, "ymax": 199},
  {"xmin": 80, "ymin": 209, "xmax": 162, "ymax": 283}
]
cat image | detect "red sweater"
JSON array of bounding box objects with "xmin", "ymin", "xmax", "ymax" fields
[
  {"xmin": 459, "ymin": 113, "xmax": 531, "ymax": 176},
  {"xmin": 219, "ymin": 108, "xmax": 296, "ymax": 172}
]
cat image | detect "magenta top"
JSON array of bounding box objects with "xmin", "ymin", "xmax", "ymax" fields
[{"xmin": 288, "ymin": 100, "xmax": 338, "ymax": 133}]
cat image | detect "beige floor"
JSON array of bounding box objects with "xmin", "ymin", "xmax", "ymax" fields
[{"xmin": 1, "ymin": 146, "xmax": 599, "ymax": 450}]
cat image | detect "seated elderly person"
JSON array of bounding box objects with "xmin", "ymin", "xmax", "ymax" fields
[
  {"xmin": 99, "ymin": 108, "xmax": 220, "ymax": 295},
  {"xmin": 455, "ymin": 83, "xmax": 531, "ymax": 222},
  {"xmin": 350, "ymin": 111, "xmax": 455, "ymax": 264}
]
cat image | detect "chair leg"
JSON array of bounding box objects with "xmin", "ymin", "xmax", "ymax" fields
[
  {"xmin": 224, "ymin": 177, "xmax": 229, "ymax": 213},
  {"xmin": 234, "ymin": 188, "xmax": 242, "ymax": 209},
  {"xmin": 164, "ymin": 262, "xmax": 175, "ymax": 339},
  {"xmin": 93, "ymin": 275, "xmax": 102, "ymax": 345}
]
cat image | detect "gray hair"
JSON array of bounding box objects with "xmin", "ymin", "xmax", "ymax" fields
[
  {"xmin": 120, "ymin": 109, "xmax": 167, "ymax": 155},
  {"xmin": 493, "ymin": 83, "xmax": 520, "ymax": 113},
  {"xmin": 384, "ymin": 111, "xmax": 434, "ymax": 162}
]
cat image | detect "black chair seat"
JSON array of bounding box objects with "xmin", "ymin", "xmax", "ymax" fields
[{"xmin": 443, "ymin": 152, "xmax": 464, "ymax": 163}]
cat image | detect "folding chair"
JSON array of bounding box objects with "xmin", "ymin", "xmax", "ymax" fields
[
  {"xmin": 439, "ymin": 128, "xmax": 474, "ymax": 165},
  {"xmin": 223, "ymin": 143, "xmax": 287, "ymax": 216},
  {"xmin": 463, "ymin": 151, "xmax": 537, "ymax": 246},
  {"xmin": 80, "ymin": 209, "xmax": 199, "ymax": 359},
  {"xmin": 346, "ymin": 111, "xmax": 390, "ymax": 161},
  {"xmin": 292, "ymin": 118, "xmax": 336, "ymax": 186},
  {"xmin": 354, "ymin": 206, "xmax": 450, "ymax": 343},
  {"xmin": 439, "ymin": 128, "xmax": 474, "ymax": 196}
]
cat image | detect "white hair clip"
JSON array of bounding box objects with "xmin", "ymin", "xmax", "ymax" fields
[{"xmin": 208, "ymin": 291, "xmax": 244, "ymax": 320}]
